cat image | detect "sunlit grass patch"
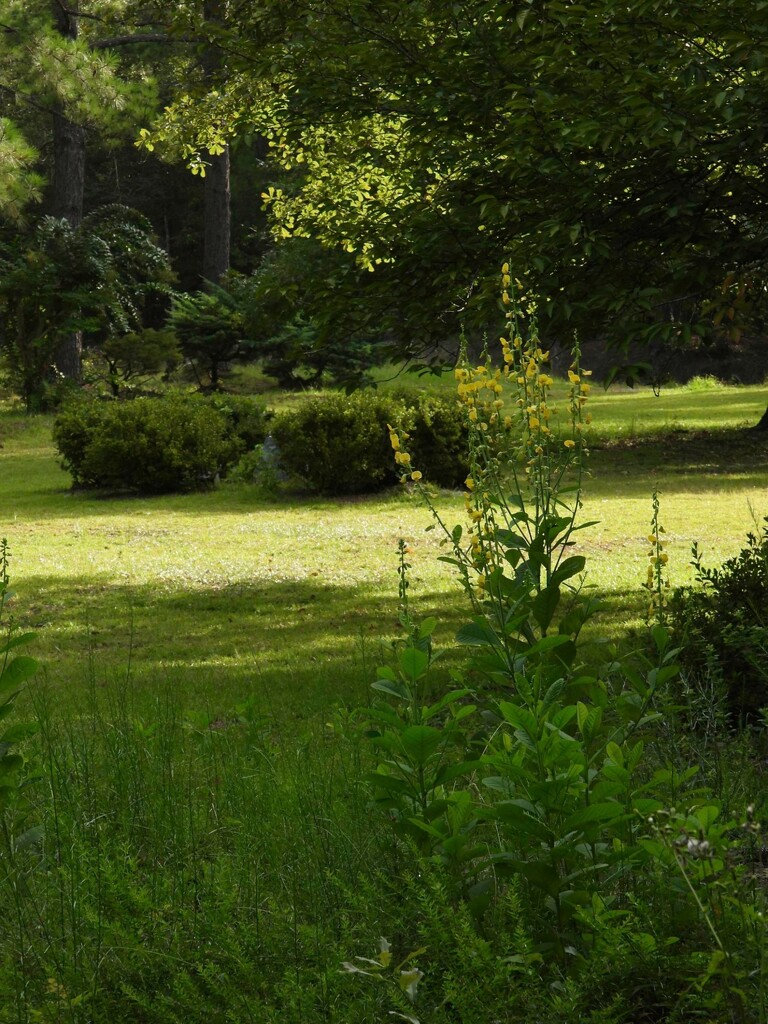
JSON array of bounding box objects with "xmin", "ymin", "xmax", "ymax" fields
[{"xmin": 3, "ymin": 384, "xmax": 768, "ymax": 719}]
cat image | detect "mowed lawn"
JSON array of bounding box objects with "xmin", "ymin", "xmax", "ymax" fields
[{"xmin": 3, "ymin": 380, "xmax": 768, "ymax": 720}]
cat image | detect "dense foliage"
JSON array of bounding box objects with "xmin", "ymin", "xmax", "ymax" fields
[
  {"xmin": 671, "ymin": 523, "xmax": 768, "ymax": 725},
  {"xmin": 270, "ymin": 389, "xmax": 469, "ymax": 495},
  {"xmin": 270, "ymin": 391, "xmax": 404, "ymax": 496},
  {"xmin": 146, "ymin": 0, "xmax": 768, "ymax": 369},
  {"xmin": 52, "ymin": 395, "xmax": 247, "ymax": 493}
]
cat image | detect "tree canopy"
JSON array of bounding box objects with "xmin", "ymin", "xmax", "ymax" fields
[{"xmin": 147, "ymin": 0, "xmax": 768, "ymax": 359}]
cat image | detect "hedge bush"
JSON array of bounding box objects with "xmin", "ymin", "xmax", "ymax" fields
[
  {"xmin": 53, "ymin": 395, "xmax": 244, "ymax": 494},
  {"xmin": 270, "ymin": 391, "xmax": 406, "ymax": 496},
  {"xmin": 270, "ymin": 389, "xmax": 469, "ymax": 495},
  {"xmin": 401, "ymin": 391, "xmax": 470, "ymax": 488}
]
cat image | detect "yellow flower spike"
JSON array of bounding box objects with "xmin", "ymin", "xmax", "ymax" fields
[
  {"xmin": 502, "ymin": 262, "xmax": 510, "ymax": 274},
  {"xmin": 580, "ymin": 383, "xmax": 591, "ymax": 395},
  {"xmin": 647, "ymin": 535, "xmax": 657, "ymax": 544},
  {"xmin": 493, "ymin": 399, "xmax": 504, "ymax": 410},
  {"xmin": 469, "ymin": 409, "xmax": 478, "ymax": 422},
  {"xmin": 410, "ymin": 470, "xmax": 423, "ymax": 482},
  {"xmin": 389, "ymin": 434, "xmax": 400, "ymax": 450},
  {"xmin": 563, "ymin": 438, "xmax": 576, "ymax": 449},
  {"xmin": 502, "ymin": 290, "xmax": 511, "ymax": 305},
  {"xmin": 567, "ymin": 370, "xmax": 580, "ymax": 384},
  {"xmin": 465, "ymin": 476, "xmax": 475, "ymax": 490},
  {"xmin": 502, "ymin": 274, "xmax": 511, "ymax": 288},
  {"xmin": 529, "ymin": 416, "xmax": 540, "ymax": 429},
  {"xmin": 504, "ymin": 416, "xmax": 513, "ymax": 428}
]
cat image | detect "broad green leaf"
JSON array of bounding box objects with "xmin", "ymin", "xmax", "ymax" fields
[
  {"xmin": 550, "ymin": 556, "xmax": 586, "ymax": 587},
  {"xmin": 418, "ymin": 616, "xmax": 438, "ymax": 638},
  {"xmin": 400, "ymin": 725, "xmax": 444, "ymax": 764},
  {"xmin": 531, "ymin": 585, "xmax": 560, "ymax": 631},
  {"xmin": 0, "ymin": 656, "xmax": 38, "ymax": 694},
  {"xmin": 605, "ymin": 741, "xmax": 624, "ymax": 766},
  {"xmin": 455, "ymin": 618, "xmax": 501, "ymax": 648},
  {"xmin": 398, "ymin": 647, "xmax": 429, "ymax": 682},
  {"xmin": 0, "ymin": 722, "xmax": 38, "ymax": 745},
  {"xmin": 371, "ymin": 678, "xmax": 410, "ymax": 700},
  {"xmin": 562, "ymin": 802, "xmax": 626, "ymax": 832}
]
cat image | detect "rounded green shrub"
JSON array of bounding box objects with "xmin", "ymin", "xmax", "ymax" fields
[
  {"xmin": 53, "ymin": 395, "xmax": 243, "ymax": 493},
  {"xmin": 669, "ymin": 522, "xmax": 768, "ymax": 725},
  {"xmin": 270, "ymin": 391, "xmax": 406, "ymax": 495},
  {"xmin": 401, "ymin": 391, "xmax": 469, "ymax": 488}
]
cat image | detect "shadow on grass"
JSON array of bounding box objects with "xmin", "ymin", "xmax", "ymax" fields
[
  {"xmin": 16, "ymin": 572, "xmax": 471, "ymax": 718},
  {"xmin": 588, "ymin": 427, "xmax": 768, "ymax": 496},
  {"xmin": 16, "ymin": 566, "xmax": 658, "ymax": 725}
]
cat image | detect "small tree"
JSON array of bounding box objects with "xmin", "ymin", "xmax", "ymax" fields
[
  {"xmin": 168, "ymin": 278, "xmax": 252, "ymax": 390},
  {"xmin": 0, "ymin": 217, "xmax": 109, "ymax": 410},
  {"xmin": 90, "ymin": 328, "xmax": 181, "ymax": 397},
  {"xmin": 0, "ymin": 206, "xmax": 174, "ymax": 410}
]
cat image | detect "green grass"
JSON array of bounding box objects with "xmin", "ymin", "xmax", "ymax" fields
[
  {"xmin": 3, "ymin": 380, "xmax": 768, "ymax": 1023},
  {"xmin": 3, "ymin": 382, "xmax": 768, "ymax": 714}
]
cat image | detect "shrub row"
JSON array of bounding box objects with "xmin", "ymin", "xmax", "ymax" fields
[{"xmin": 53, "ymin": 388, "xmax": 469, "ymax": 496}]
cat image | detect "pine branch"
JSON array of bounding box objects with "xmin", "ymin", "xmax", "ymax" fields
[{"xmin": 90, "ymin": 32, "xmax": 195, "ymax": 50}]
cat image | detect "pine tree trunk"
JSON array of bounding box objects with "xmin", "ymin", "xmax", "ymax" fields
[{"xmin": 51, "ymin": 0, "xmax": 85, "ymax": 383}]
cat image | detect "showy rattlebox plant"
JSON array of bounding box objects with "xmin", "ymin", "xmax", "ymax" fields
[{"xmin": 374, "ymin": 277, "xmax": 682, "ymax": 962}]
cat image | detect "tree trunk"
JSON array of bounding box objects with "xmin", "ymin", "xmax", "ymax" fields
[
  {"xmin": 51, "ymin": 111, "xmax": 85, "ymax": 228},
  {"xmin": 50, "ymin": 0, "xmax": 85, "ymax": 382},
  {"xmin": 203, "ymin": 146, "xmax": 231, "ymax": 285},
  {"xmin": 202, "ymin": 0, "xmax": 230, "ymax": 287}
]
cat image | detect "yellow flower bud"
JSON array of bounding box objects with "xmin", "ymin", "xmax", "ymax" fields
[{"xmin": 410, "ymin": 470, "xmax": 423, "ymax": 481}]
